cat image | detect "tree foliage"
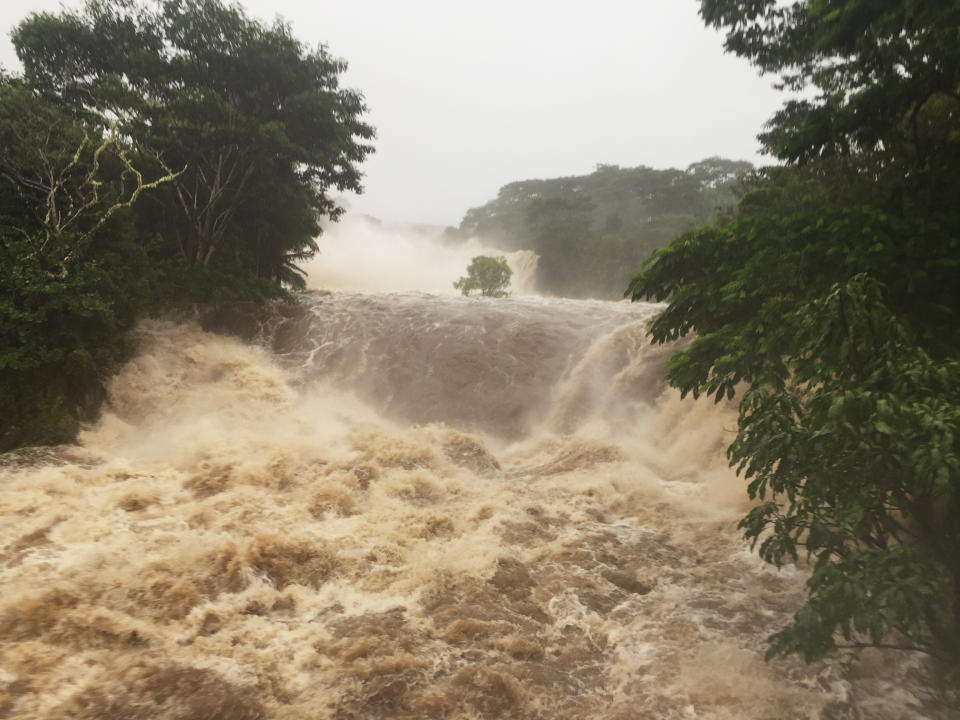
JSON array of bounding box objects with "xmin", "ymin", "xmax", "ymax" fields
[
  {"xmin": 0, "ymin": 80, "xmax": 159, "ymax": 449},
  {"xmin": 453, "ymin": 255, "xmax": 512, "ymax": 298},
  {"xmin": 13, "ymin": 0, "xmax": 374, "ymax": 294},
  {"xmin": 0, "ymin": 82, "xmax": 179, "ymax": 278},
  {"xmin": 458, "ymin": 159, "xmax": 751, "ymax": 299},
  {"xmin": 628, "ymin": 0, "xmax": 960, "ymax": 666}
]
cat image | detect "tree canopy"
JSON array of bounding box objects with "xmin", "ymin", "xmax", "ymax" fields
[
  {"xmin": 13, "ymin": 0, "xmax": 374, "ymax": 294},
  {"xmin": 0, "ymin": 78, "xmax": 165, "ymax": 448},
  {"xmin": 457, "ymin": 159, "xmax": 751, "ymax": 299},
  {"xmin": 453, "ymin": 255, "xmax": 512, "ymax": 298},
  {"xmin": 628, "ymin": 0, "xmax": 960, "ymax": 666}
]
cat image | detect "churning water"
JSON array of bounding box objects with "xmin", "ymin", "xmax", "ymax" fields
[{"xmin": 1, "ymin": 254, "xmax": 957, "ymax": 718}]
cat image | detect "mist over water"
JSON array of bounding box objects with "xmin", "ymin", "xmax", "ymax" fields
[
  {"xmin": 1, "ymin": 224, "xmax": 956, "ymax": 719},
  {"xmin": 305, "ymin": 214, "xmax": 538, "ymax": 295}
]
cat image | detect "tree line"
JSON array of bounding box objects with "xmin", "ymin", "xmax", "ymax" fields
[
  {"xmin": 453, "ymin": 158, "xmax": 752, "ymax": 299},
  {"xmin": 0, "ymin": 0, "xmax": 374, "ymax": 450},
  {"xmin": 629, "ymin": 0, "xmax": 960, "ymax": 670}
]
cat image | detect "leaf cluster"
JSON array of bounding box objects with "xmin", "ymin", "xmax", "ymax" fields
[
  {"xmin": 735, "ymin": 277, "xmax": 960, "ymax": 663},
  {"xmin": 453, "ymin": 255, "xmax": 513, "ymax": 298}
]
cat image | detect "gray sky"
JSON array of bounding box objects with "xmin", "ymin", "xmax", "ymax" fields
[{"xmin": 1, "ymin": 0, "xmax": 784, "ymax": 226}]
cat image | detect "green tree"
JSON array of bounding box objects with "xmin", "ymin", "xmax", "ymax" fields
[
  {"xmin": 526, "ymin": 195, "xmax": 595, "ymax": 296},
  {"xmin": 13, "ymin": 0, "xmax": 374, "ymax": 297},
  {"xmin": 628, "ymin": 1, "xmax": 960, "ymax": 666},
  {"xmin": 0, "ymin": 80, "xmax": 170, "ymax": 449},
  {"xmin": 0, "ymin": 81, "xmax": 178, "ymax": 279},
  {"xmin": 453, "ymin": 255, "xmax": 512, "ymax": 297}
]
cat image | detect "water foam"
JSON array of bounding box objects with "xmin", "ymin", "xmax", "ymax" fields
[{"xmin": 1, "ymin": 297, "xmax": 955, "ymax": 720}]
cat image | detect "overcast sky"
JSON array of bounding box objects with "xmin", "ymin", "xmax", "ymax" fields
[{"xmin": 1, "ymin": 0, "xmax": 784, "ymax": 226}]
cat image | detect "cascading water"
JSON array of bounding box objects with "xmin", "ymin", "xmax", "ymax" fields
[{"xmin": 0, "ymin": 226, "xmax": 956, "ymax": 719}]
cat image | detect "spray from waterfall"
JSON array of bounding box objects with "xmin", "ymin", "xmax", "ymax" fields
[{"xmin": 303, "ymin": 214, "xmax": 539, "ymax": 295}]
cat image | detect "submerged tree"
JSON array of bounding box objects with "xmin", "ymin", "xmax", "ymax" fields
[
  {"xmin": 628, "ymin": 1, "xmax": 960, "ymax": 666},
  {"xmin": 454, "ymin": 255, "xmax": 512, "ymax": 297}
]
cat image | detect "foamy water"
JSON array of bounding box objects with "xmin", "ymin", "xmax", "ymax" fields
[{"xmin": 0, "ymin": 294, "xmax": 955, "ymax": 720}]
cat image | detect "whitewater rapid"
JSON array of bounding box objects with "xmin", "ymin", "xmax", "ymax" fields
[{"xmin": 0, "ymin": 292, "xmax": 955, "ymax": 719}]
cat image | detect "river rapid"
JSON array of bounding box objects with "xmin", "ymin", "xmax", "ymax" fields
[{"xmin": 1, "ymin": 227, "xmax": 957, "ymax": 719}]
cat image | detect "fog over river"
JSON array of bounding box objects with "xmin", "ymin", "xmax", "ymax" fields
[{"xmin": 0, "ymin": 224, "xmax": 956, "ymax": 719}]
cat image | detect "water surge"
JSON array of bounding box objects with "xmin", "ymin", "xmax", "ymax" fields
[{"xmin": 1, "ymin": 292, "xmax": 955, "ymax": 719}]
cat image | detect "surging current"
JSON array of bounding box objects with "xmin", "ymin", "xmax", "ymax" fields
[{"xmin": 1, "ymin": 286, "xmax": 956, "ymax": 718}]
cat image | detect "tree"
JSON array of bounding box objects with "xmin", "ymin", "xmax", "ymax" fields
[
  {"xmin": 0, "ymin": 82, "xmax": 178, "ymax": 279},
  {"xmin": 525, "ymin": 195, "xmax": 594, "ymax": 296},
  {"xmin": 13, "ymin": 0, "xmax": 374, "ymax": 297},
  {"xmin": 453, "ymin": 255, "xmax": 512, "ymax": 297},
  {"xmin": 628, "ymin": 1, "xmax": 960, "ymax": 667},
  {"xmin": 0, "ymin": 79, "xmax": 165, "ymax": 449},
  {"xmin": 458, "ymin": 160, "xmax": 750, "ymax": 298}
]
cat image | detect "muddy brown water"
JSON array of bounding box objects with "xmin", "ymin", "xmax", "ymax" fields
[{"xmin": 1, "ymin": 292, "xmax": 956, "ymax": 719}]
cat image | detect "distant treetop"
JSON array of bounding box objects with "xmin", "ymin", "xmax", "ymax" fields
[{"xmin": 457, "ymin": 158, "xmax": 753, "ymax": 298}]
